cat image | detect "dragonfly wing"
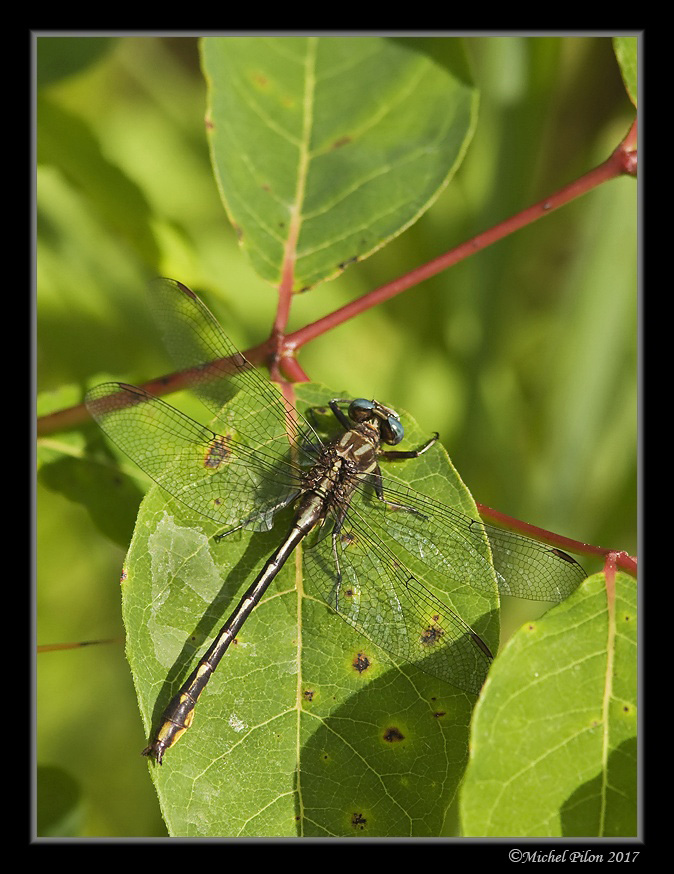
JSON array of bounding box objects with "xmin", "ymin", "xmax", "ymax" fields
[
  {"xmin": 303, "ymin": 511, "xmax": 492, "ymax": 694},
  {"xmin": 85, "ymin": 383, "xmax": 300, "ymax": 532},
  {"xmin": 149, "ymin": 278, "xmax": 318, "ymax": 460},
  {"xmin": 366, "ymin": 472, "xmax": 586, "ymax": 602},
  {"xmin": 481, "ymin": 522, "xmax": 586, "ymax": 600}
]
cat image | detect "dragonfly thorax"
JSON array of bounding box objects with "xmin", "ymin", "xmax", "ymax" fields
[{"xmin": 342, "ymin": 428, "xmax": 379, "ymax": 466}]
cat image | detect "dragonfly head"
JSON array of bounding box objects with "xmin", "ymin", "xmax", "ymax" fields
[{"xmin": 348, "ymin": 398, "xmax": 404, "ymax": 446}]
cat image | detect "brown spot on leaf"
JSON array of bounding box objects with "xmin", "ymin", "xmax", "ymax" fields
[
  {"xmin": 204, "ymin": 434, "xmax": 232, "ymax": 469},
  {"xmin": 383, "ymin": 726, "xmax": 405, "ymax": 743},
  {"xmin": 420, "ymin": 617, "xmax": 445, "ymax": 646},
  {"xmin": 353, "ymin": 652, "xmax": 371, "ymax": 673}
]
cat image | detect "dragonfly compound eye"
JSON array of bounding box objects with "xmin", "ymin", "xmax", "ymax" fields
[
  {"xmin": 348, "ymin": 398, "xmax": 375, "ymax": 422},
  {"xmin": 382, "ymin": 415, "xmax": 404, "ymax": 445}
]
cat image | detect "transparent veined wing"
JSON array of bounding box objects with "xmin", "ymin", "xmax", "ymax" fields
[
  {"xmin": 85, "ymin": 382, "xmax": 302, "ymax": 533},
  {"xmin": 149, "ymin": 278, "xmax": 319, "ymax": 466},
  {"xmin": 302, "ymin": 500, "xmax": 494, "ymax": 694}
]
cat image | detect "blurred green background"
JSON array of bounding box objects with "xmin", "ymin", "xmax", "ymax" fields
[{"xmin": 36, "ymin": 36, "xmax": 637, "ymax": 837}]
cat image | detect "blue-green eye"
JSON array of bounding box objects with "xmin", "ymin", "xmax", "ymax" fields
[
  {"xmin": 382, "ymin": 415, "xmax": 404, "ymax": 445},
  {"xmin": 349, "ymin": 398, "xmax": 375, "ymax": 422}
]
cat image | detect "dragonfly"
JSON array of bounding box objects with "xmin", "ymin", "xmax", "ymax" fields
[{"xmin": 85, "ymin": 278, "xmax": 586, "ymax": 764}]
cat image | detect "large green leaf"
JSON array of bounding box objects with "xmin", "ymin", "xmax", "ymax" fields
[
  {"xmin": 201, "ymin": 36, "xmax": 478, "ymax": 290},
  {"xmin": 122, "ymin": 382, "xmax": 497, "ymax": 837},
  {"xmin": 460, "ymin": 572, "xmax": 637, "ymax": 837}
]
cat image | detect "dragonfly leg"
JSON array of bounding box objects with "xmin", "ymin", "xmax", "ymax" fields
[
  {"xmin": 379, "ymin": 432, "xmax": 439, "ymax": 461},
  {"xmin": 370, "ymin": 432, "xmax": 438, "ymax": 515},
  {"xmin": 303, "ymin": 402, "xmax": 349, "ymax": 449},
  {"xmin": 330, "ymin": 507, "xmax": 349, "ymax": 611},
  {"xmin": 214, "ymin": 491, "xmax": 301, "ymax": 541},
  {"xmin": 327, "ymin": 399, "xmax": 352, "ymax": 431},
  {"xmin": 304, "ymin": 403, "xmax": 336, "ymax": 431},
  {"xmin": 369, "ymin": 463, "xmax": 429, "ymax": 518},
  {"xmin": 303, "ymin": 398, "xmax": 353, "ymax": 433}
]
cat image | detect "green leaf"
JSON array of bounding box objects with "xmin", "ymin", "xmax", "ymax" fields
[
  {"xmin": 460, "ymin": 572, "xmax": 637, "ymax": 837},
  {"xmin": 122, "ymin": 382, "xmax": 496, "ymax": 837},
  {"xmin": 201, "ymin": 36, "xmax": 478, "ymax": 291},
  {"xmin": 613, "ymin": 37, "xmax": 638, "ymax": 108}
]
